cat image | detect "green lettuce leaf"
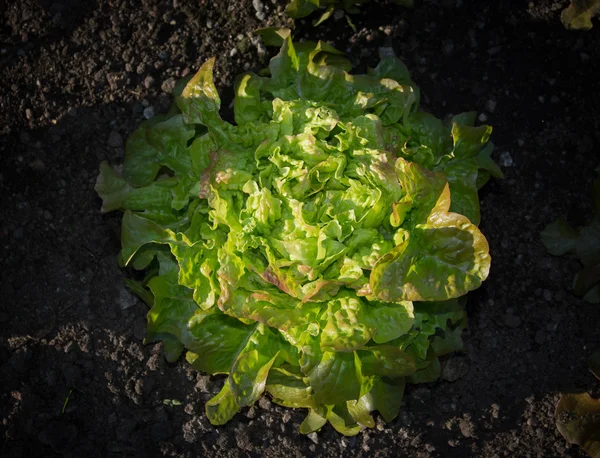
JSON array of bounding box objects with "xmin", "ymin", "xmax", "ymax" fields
[{"xmin": 542, "ymin": 177, "xmax": 600, "ymax": 303}]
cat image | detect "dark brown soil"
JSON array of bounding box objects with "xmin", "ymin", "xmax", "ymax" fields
[{"xmin": 1, "ymin": 0, "xmax": 599, "ymax": 457}]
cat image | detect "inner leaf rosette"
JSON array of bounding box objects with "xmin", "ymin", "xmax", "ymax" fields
[{"xmin": 96, "ymin": 37, "xmax": 497, "ymax": 435}]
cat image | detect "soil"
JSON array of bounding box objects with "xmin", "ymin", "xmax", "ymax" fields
[{"xmin": 1, "ymin": 0, "xmax": 599, "ymax": 457}]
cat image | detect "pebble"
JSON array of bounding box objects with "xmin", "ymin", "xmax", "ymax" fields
[
  {"xmin": 458, "ymin": 417, "xmax": 475, "ymax": 438},
  {"xmin": 487, "ymin": 45, "xmax": 503, "ymax": 56},
  {"xmin": 143, "ymin": 106, "xmax": 155, "ymax": 119},
  {"xmin": 442, "ymin": 356, "xmax": 469, "ymax": 382},
  {"xmin": 29, "ymin": 159, "xmax": 45, "ymax": 171},
  {"xmin": 118, "ymin": 285, "xmax": 137, "ymax": 310},
  {"xmin": 150, "ymin": 421, "xmax": 172, "ymax": 443},
  {"xmin": 256, "ymin": 40, "xmax": 267, "ymax": 58},
  {"xmin": 542, "ymin": 289, "xmax": 552, "ymax": 301},
  {"xmin": 258, "ymin": 397, "xmax": 271, "ymax": 410},
  {"xmin": 504, "ymin": 314, "xmax": 521, "ymax": 328},
  {"xmin": 485, "ymin": 99, "xmax": 496, "ymax": 113},
  {"xmin": 161, "ymin": 77, "xmax": 176, "ymax": 94},
  {"xmin": 535, "ymin": 330, "xmax": 546, "ymax": 345},
  {"xmin": 252, "ymin": 0, "xmax": 264, "ymax": 12},
  {"xmin": 307, "ymin": 432, "xmax": 319, "ymax": 444},
  {"xmin": 379, "ymin": 47, "xmax": 396, "ymax": 58},
  {"xmin": 143, "ymin": 75, "xmax": 155, "ymax": 89},
  {"xmin": 477, "ymin": 112, "xmax": 488, "ymax": 122},
  {"xmin": 107, "ymin": 131, "xmax": 123, "ymax": 148},
  {"xmin": 499, "ymin": 151, "xmax": 513, "ymax": 167}
]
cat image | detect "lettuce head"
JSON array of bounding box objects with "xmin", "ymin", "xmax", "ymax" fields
[{"xmin": 96, "ymin": 36, "xmax": 498, "ymax": 435}]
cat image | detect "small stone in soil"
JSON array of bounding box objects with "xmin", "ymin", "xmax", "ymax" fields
[
  {"xmin": 107, "ymin": 131, "xmax": 123, "ymax": 148},
  {"xmin": 442, "ymin": 356, "xmax": 469, "ymax": 382},
  {"xmin": 499, "ymin": 151, "xmax": 513, "ymax": 167},
  {"xmin": 504, "ymin": 314, "xmax": 521, "ymax": 328},
  {"xmin": 258, "ymin": 396, "xmax": 271, "ymax": 410},
  {"xmin": 307, "ymin": 432, "xmax": 319, "ymax": 444},
  {"xmin": 118, "ymin": 285, "xmax": 137, "ymax": 310},
  {"xmin": 143, "ymin": 106, "xmax": 155, "ymax": 119}
]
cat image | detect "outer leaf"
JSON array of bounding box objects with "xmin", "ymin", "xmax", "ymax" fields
[
  {"xmin": 451, "ymin": 123, "xmax": 492, "ymax": 159},
  {"xmin": 228, "ymin": 324, "xmax": 282, "ymax": 406},
  {"xmin": 254, "ymin": 27, "xmax": 291, "ymax": 47},
  {"xmin": 178, "ymin": 58, "xmax": 222, "ymax": 127},
  {"xmin": 576, "ymin": 218, "xmax": 600, "ymax": 267},
  {"xmin": 326, "ymin": 404, "xmax": 362, "ymax": 436},
  {"xmin": 304, "ymin": 349, "xmax": 363, "ymax": 406},
  {"xmin": 145, "ymin": 270, "xmax": 197, "ymax": 362},
  {"xmin": 234, "ymin": 73, "xmax": 269, "ymax": 125},
  {"xmin": 120, "ymin": 211, "xmax": 170, "ymax": 264},
  {"xmin": 185, "ymin": 316, "xmax": 259, "ymax": 374},
  {"xmin": 589, "ymin": 350, "xmax": 600, "ymax": 380},
  {"xmin": 370, "ymin": 377, "xmax": 406, "ymax": 422},
  {"xmin": 371, "ymin": 160, "xmax": 490, "ymax": 302},
  {"xmin": 267, "ymin": 366, "xmax": 314, "ymax": 408},
  {"xmin": 364, "ymin": 300, "xmax": 414, "ymax": 344},
  {"xmin": 359, "ymin": 346, "xmax": 416, "ymax": 377},
  {"xmin": 285, "ymin": 0, "xmax": 320, "ymax": 18},
  {"xmin": 555, "ymin": 393, "xmax": 600, "ymax": 457},
  {"xmin": 206, "ymin": 379, "xmax": 240, "ymax": 425},
  {"xmin": 347, "ymin": 395, "xmax": 375, "ymax": 428},
  {"xmin": 122, "ymin": 119, "xmax": 163, "ymax": 187},
  {"xmin": 542, "ymin": 219, "xmax": 580, "ymax": 256},
  {"xmin": 299, "ymin": 409, "xmax": 328, "ymax": 433},
  {"xmin": 407, "ymin": 353, "xmax": 441, "ymax": 384}
]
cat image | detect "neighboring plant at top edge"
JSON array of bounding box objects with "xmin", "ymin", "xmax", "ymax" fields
[
  {"xmin": 542, "ymin": 176, "xmax": 600, "ymax": 303},
  {"xmin": 561, "ymin": 0, "xmax": 600, "ymax": 30},
  {"xmin": 286, "ymin": 0, "xmax": 413, "ymax": 28},
  {"xmin": 96, "ymin": 36, "xmax": 501, "ymax": 435}
]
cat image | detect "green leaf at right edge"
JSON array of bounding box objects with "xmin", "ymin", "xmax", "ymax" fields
[
  {"xmin": 555, "ymin": 392, "xmax": 600, "ymax": 457},
  {"xmin": 541, "ymin": 219, "xmax": 580, "ymax": 256}
]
